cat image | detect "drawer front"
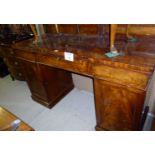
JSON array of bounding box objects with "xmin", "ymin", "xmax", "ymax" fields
[
  {"xmin": 15, "ymin": 50, "xmax": 36, "ymax": 62},
  {"xmin": 93, "ymin": 64, "xmax": 150, "ymax": 90},
  {"xmin": 37, "ymin": 54, "xmax": 90, "ymax": 75},
  {"xmin": 3, "ymin": 47, "xmax": 15, "ymax": 57},
  {"xmin": 9, "ymin": 67, "xmax": 25, "ymax": 81},
  {"xmin": 7, "ymin": 57, "xmax": 23, "ymax": 68}
]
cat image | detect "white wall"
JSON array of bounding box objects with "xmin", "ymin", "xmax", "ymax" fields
[{"xmin": 72, "ymin": 73, "xmax": 94, "ymax": 93}]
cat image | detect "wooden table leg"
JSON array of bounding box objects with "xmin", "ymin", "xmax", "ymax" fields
[{"xmin": 110, "ymin": 24, "xmax": 118, "ymax": 52}]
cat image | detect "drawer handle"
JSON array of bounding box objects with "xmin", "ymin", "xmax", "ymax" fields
[
  {"xmin": 3, "ymin": 58, "xmax": 7, "ymax": 62},
  {"xmin": 14, "ymin": 62, "xmax": 18, "ymax": 65},
  {"xmin": 10, "ymin": 51, "xmax": 14, "ymax": 55},
  {"xmin": 18, "ymin": 73, "xmax": 22, "ymax": 76}
]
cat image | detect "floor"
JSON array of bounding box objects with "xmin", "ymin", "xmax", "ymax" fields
[
  {"xmin": 0, "ymin": 76, "xmax": 96, "ymax": 131},
  {"xmin": 143, "ymin": 113, "xmax": 154, "ymax": 131}
]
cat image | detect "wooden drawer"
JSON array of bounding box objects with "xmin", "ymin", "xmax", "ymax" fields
[
  {"xmin": 0, "ymin": 106, "xmax": 34, "ymax": 131},
  {"xmin": 9, "ymin": 67, "xmax": 25, "ymax": 81},
  {"xmin": 7, "ymin": 57, "xmax": 23, "ymax": 68},
  {"xmin": 37, "ymin": 53, "xmax": 90, "ymax": 76},
  {"xmin": 15, "ymin": 50, "xmax": 36, "ymax": 62},
  {"xmin": 3, "ymin": 47, "xmax": 15, "ymax": 57},
  {"xmin": 93, "ymin": 64, "xmax": 151, "ymax": 90}
]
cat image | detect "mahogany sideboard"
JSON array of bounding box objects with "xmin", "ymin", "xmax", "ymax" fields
[
  {"xmin": 8, "ymin": 32, "xmax": 155, "ymax": 131},
  {"xmin": 1, "ymin": 24, "xmax": 155, "ymax": 131}
]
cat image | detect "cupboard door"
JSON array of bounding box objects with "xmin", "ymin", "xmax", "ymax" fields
[
  {"xmin": 6, "ymin": 57, "xmax": 25, "ymax": 81},
  {"xmin": 38, "ymin": 64, "xmax": 74, "ymax": 107},
  {"xmin": 22, "ymin": 60, "xmax": 48, "ymax": 101},
  {"xmin": 21, "ymin": 60, "xmax": 74, "ymax": 108},
  {"xmin": 94, "ymin": 79, "xmax": 145, "ymax": 131}
]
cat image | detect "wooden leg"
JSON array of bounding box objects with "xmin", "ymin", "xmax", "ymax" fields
[{"xmin": 110, "ymin": 24, "xmax": 118, "ymax": 52}]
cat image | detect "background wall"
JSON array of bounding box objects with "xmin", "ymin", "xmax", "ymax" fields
[
  {"xmin": 117, "ymin": 24, "xmax": 155, "ymax": 35},
  {"xmin": 72, "ymin": 74, "xmax": 93, "ymax": 92}
]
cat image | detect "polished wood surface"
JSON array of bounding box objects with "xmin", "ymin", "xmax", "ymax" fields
[
  {"xmin": 0, "ymin": 106, "xmax": 34, "ymax": 131},
  {"xmin": 94, "ymin": 79, "xmax": 145, "ymax": 130},
  {"xmin": 21, "ymin": 59, "xmax": 74, "ymax": 108},
  {"xmin": 0, "ymin": 24, "xmax": 34, "ymax": 81},
  {"xmin": 0, "ymin": 46, "xmax": 25, "ymax": 81},
  {"xmin": 1, "ymin": 24, "xmax": 155, "ymax": 130},
  {"xmin": 11, "ymin": 26, "xmax": 155, "ymax": 131}
]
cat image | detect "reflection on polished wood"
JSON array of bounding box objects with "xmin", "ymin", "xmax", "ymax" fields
[{"xmin": 0, "ymin": 106, "xmax": 34, "ymax": 131}]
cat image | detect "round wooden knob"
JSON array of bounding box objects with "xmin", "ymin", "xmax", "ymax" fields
[
  {"xmin": 10, "ymin": 51, "xmax": 14, "ymax": 55},
  {"xmin": 14, "ymin": 62, "xmax": 18, "ymax": 65},
  {"xmin": 18, "ymin": 73, "xmax": 22, "ymax": 76}
]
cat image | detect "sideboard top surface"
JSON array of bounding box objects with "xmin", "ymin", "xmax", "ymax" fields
[{"xmin": 12, "ymin": 34, "xmax": 155, "ymax": 73}]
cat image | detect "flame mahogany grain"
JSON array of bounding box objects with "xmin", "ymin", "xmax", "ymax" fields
[{"xmin": 4, "ymin": 24, "xmax": 155, "ymax": 130}]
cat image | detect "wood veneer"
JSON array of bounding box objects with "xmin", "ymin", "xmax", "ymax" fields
[
  {"xmin": 11, "ymin": 27, "xmax": 155, "ymax": 131},
  {"xmin": 0, "ymin": 106, "xmax": 34, "ymax": 131},
  {"xmin": 0, "ymin": 46, "xmax": 25, "ymax": 81}
]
